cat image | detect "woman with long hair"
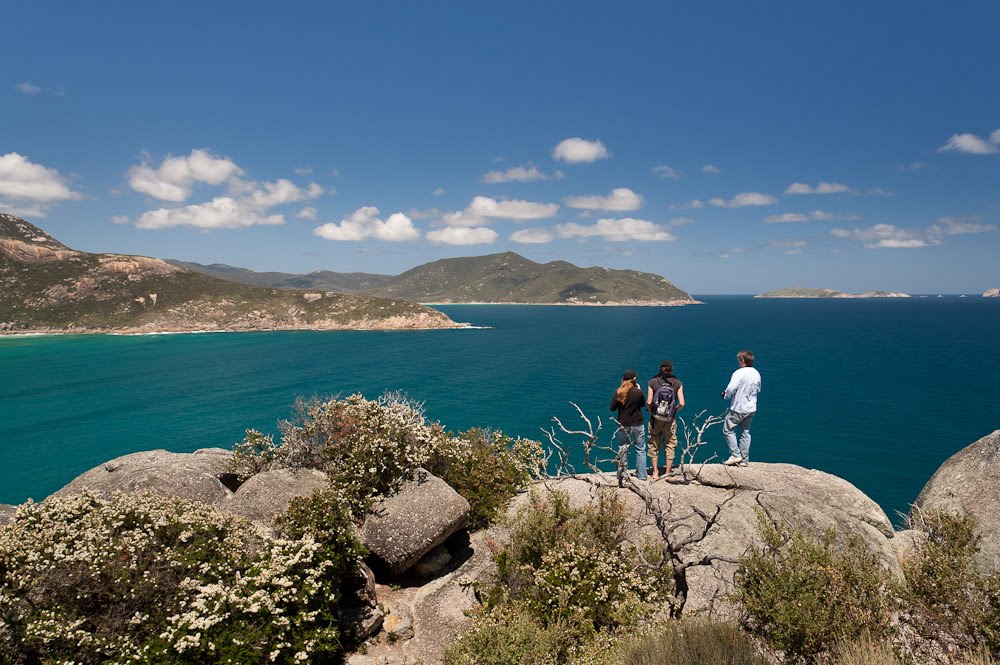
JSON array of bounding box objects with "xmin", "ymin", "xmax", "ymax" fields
[{"xmin": 610, "ymin": 369, "xmax": 647, "ymax": 484}]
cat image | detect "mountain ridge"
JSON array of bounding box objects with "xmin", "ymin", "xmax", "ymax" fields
[{"xmin": 0, "ymin": 214, "xmax": 458, "ymax": 333}]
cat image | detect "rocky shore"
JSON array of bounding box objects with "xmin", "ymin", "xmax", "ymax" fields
[{"xmin": 4, "ymin": 428, "xmax": 997, "ymax": 664}]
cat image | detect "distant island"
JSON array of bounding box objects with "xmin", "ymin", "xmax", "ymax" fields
[
  {"xmin": 755, "ymin": 287, "xmax": 911, "ymax": 299},
  {"xmin": 0, "ymin": 214, "xmax": 458, "ymax": 334},
  {"xmin": 985, "ymin": 288, "xmax": 1000, "ymax": 298},
  {"xmin": 171, "ymin": 252, "xmax": 700, "ymax": 306}
]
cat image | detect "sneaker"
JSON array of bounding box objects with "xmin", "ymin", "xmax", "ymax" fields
[
  {"xmin": 739, "ymin": 461, "xmax": 749, "ymax": 467},
  {"xmin": 723, "ymin": 456, "xmax": 742, "ymax": 466}
]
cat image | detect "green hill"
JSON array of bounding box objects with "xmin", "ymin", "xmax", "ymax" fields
[
  {"xmin": 363, "ymin": 252, "xmax": 696, "ymax": 304},
  {"xmin": 167, "ymin": 260, "xmax": 393, "ymax": 292},
  {"xmin": 0, "ymin": 214, "xmax": 456, "ymax": 333}
]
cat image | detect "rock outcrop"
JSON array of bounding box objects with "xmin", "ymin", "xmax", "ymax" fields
[
  {"xmin": 511, "ymin": 463, "xmax": 900, "ymax": 619},
  {"xmin": 362, "ymin": 469, "xmax": 470, "ymax": 576},
  {"xmin": 913, "ymin": 429, "xmax": 1000, "ymax": 577},
  {"xmin": 0, "ymin": 504, "xmax": 16, "ymax": 527},
  {"xmin": 48, "ymin": 448, "xmax": 234, "ymax": 505},
  {"xmin": 225, "ymin": 467, "xmax": 329, "ymax": 525},
  {"xmin": 984, "ymin": 288, "xmax": 1000, "ymax": 298}
]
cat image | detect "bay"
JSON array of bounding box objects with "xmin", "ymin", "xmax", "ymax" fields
[{"xmin": 1, "ymin": 296, "xmax": 998, "ymax": 525}]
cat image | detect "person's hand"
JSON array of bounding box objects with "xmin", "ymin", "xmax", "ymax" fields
[{"xmin": 720, "ymin": 390, "xmax": 726, "ymax": 398}]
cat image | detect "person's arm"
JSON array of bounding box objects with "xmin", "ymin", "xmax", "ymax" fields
[
  {"xmin": 723, "ymin": 370, "xmax": 740, "ymax": 399},
  {"xmin": 646, "ymin": 386, "xmax": 655, "ymax": 411},
  {"xmin": 675, "ymin": 385, "xmax": 685, "ymax": 413},
  {"xmin": 611, "ymin": 394, "xmax": 620, "ymax": 412}
]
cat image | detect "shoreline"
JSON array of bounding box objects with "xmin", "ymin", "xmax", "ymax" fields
[{"xmin": 423, "ymin": 299, "xmax": 703, "ymax": 306}]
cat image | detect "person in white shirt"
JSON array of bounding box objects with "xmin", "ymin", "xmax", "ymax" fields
[{"xmin": 721, "ymin": 350, "xmax": 761, "ymax": 467}]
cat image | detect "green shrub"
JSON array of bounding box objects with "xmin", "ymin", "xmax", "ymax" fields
[
  {"xmin": 429, "ymin": 427, "xmax": 544, "ymax": 529},
  {"xmin": 442, "ymin": 604, "xmax": 562, "ymax": 665},
  {"xmin": 830, "ymin": 635, "xmax": 904, "ymax": 665},
  {"xmin": 0, "ymin": 491, "xmax": 362, "ymax": 664},
  {"xmin": 732, "ymin": 511, "xmax": 895, "ymax": 663},
  {"xmin": 903, "ymin": 510, "xmax": 1000, "ymax": 657},
  {"xmin": 620, "ymin": 619, "xmax": 768, "ymax": 665}
]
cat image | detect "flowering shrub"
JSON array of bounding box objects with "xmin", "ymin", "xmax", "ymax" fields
[
  {"xmin": 428, "ymin": 428, "xmax": 544, "ymax": 529},
  {"xmin": 230, "ymin": 393, "xmax": 542, "ymax": 525},
  {"xmin": 0, "ymin": 491, "xmax": 363, "ymax": 664}
]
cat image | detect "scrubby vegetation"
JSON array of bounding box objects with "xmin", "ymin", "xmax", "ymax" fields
[
  {"xmin": 0, "ymin": 491, "xmax": 363, "ymax": 664},
  {"xmin": 620, "ymin": 619, "xmax": 768, "ymax": 665},
  {"xmin": 732, "ymin": 511, "xmax": 896, "ymax": 662},
  {"xmin": 230, "ymin": 392, "xmax": 543, "ymax": 523}
]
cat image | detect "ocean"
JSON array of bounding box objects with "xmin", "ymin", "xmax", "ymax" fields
[{"xmin": 2, "ymin": 296, "xmax": 998, "ymax": 524}]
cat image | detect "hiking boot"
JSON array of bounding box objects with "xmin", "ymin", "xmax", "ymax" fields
[{"xmin": 723, "ymin": 456, "xmax": 742, "ymax": 466}]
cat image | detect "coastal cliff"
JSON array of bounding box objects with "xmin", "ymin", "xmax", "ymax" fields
[{"xmin": 0, "ymin": 213, "xmax": 460, "ymax": 333}]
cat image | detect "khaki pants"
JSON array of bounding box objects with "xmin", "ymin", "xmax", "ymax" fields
[{"xmin": 648, "ymin": 418, "xmax": 677, "ymax": 464}]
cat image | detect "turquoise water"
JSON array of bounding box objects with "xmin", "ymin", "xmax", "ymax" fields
[{"xmin": 2, "ymin": 297, "xmax": 998, "ymax": 524}]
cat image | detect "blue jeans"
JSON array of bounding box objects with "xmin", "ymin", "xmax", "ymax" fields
[
  {"xmin": 617, "ymin": 424, "xmax": 647, "ymax": 480},
  {"xmin": 723, "ymin": 410, "xmax": 755, "ymax": 462}
]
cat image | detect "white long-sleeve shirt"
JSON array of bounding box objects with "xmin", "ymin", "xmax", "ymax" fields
[{"xmin": 724, "ymin": 366, "xmax": 761, "ymax": 414}]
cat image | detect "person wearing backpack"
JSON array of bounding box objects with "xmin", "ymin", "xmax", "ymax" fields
[
  {"xmin": 721, "ymin": 349, "xmax": 762, "ymax": 467},
  {"xmin": 610, "ymin": 369, "xmax": 648, "ymax": 484},
  {"xmin": 646, "ymin": 359, "xmax": 685, "ymax": 479}
]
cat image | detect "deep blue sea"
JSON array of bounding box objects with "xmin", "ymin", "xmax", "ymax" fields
[{"xmin": 2, "ymin": 296, "xmax": 998, "ymax": 525}]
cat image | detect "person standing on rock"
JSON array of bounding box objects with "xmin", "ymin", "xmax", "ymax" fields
[
  {"xmin": 646, "ymin": 359, "xmax": 685, "ymax": 479},
  {"xmin": 611, "ymin": 369, "xmax": 647, "ymax": 484},
  {"xmin": 722, "ymin": 350, "xmax": 761, "ymax": 467}
]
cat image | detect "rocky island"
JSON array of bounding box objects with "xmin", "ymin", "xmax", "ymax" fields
[
  {"xmin": 985, "ymin": 288, "xmax": 999, "ymax": 298},
  {"xmin": 174, "ymin": 251, "xmax": 700, "ymax": 306},
  {"xmin": 0, "ymin": 214, "xmax": 460, "ymax": 334},
  {"xmin": 756, "ymin": 287, "xmax": 911, "ymax": 298}
]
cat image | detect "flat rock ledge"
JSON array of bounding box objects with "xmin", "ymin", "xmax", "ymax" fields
[{"xmin": 362, "ymin": 469, "xmax": 470, "ymax": 576}]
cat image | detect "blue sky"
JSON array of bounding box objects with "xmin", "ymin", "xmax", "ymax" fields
[{"xmin": 2, "ymin": 2, "xmax": 998, "ymax": 294}]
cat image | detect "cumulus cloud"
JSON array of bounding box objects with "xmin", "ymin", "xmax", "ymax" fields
[
  {"xmin": 313, "ymin": 207, "xmax": 420, "ymax": 242},
  {"xmin": 709, "ymin": 192, "xmax": 778, "ymax": 208},
  {"xmin": 509, "ymin": 228, "xmax": 555, "ymax": 244},
  {"xmin": 296, "ymin": 206, "xmax": 318, "ymax": 221},
  {"xmin": 16, "ymin": 82, "xmax": 41, "ymax": 95},
  {"xmin": 651, "ymin": 165, "xmax": 682, "ymax": 179},
  {"xmin": 829, "ymin": 224, "xmax": 929, "ymax": 249},
  {"xmin": 564, "ymin": 187, "xmax": 643, "ymax": 212},
  {"xmin": 555, "ymin": 217, "xmax": 677, "ymax": 242},
  {"xmin": 136, "ymin": 197, "xmax": 285, "ymax": 230},
  {"xmin": 784, "ymin": 181, "xmax": 853, "ymax": 195},
  {"xmin": 110, "ymin": 215, "xmax": 130, "ymax": 225},
  {"xmin": 426, "ymin": 226, "xmax": 497, "ymax": 245},
  {"xmin": 432, "ymin": 187, "xmax": 447, "ymax": 196},
  {"xmin": 764, "ymin": 210, "xmax": 861, "ymax": 223},
  {"xmin": 0, "ymin": 152, "xmax": 82, "ymax": 203},
  {"xmin": 701, "ymin": 164, "xmax": 722, "ymax": 174},
  {"xmin": 244, "ymin": 179, "xmax": 323, "ymax": 207},
  {"xmin": 128, "ymin": 149, "xmax": 245, "ymax": 202},
  {"xmin": 441, "ymin": 196, "xmax": 559, "ymax": 227},
  {"xmin": 552, "ymin": 137, "xmax": 610, "ymax": 164},
  {"xmin": 480, "ymin": 165, "xmax": 563, "ymax": 184},
  {"xmin": 938, "ymin": 131, "xmax": 1000, "ymax": 155}
]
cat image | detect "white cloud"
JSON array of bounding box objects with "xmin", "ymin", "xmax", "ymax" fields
[
  {"xmin": 784, "ymin": 249, "xmax": 803, "ymax": 255},
  {"xmin": 426, "ymin": 226, "xmax": 497, "ymax": 245},
  {"xmin": 670, "ymin": 199, "xmax": 705, "ymax": 210},
  {"xmin": 784, "ymin": 181, "xmax": 853, "ymax": 195},
  {"xmin": 509, "ymin": 228, "xmax": 555, "ymax": 244},
  {"xmin": 296, "ymin": 206, "xmax": 318, "ymax": 221},
  {"xmin": 110, "ymin": 215, "xmax": 130, "ymax": 225},
  {"xmin": 768, "ymin": 239, "xmax": 807, "ymax": 248},
  {"xmin": 432, "ymin": 187, "xmax": 447, "ymax": 196},
  {"xmin": 667, "ymin": 216, "xmax": 695, "ymax": 227},
  {"xmin": 829, "ymin": 223, "xmax": 929, "ymax": 249},
  {"xmin": 441, "ymin": 196, "xmax": 559, "ymax": 227},
  {"xmin": 294, "ymin": 166, "xmax": 312, "ymax": 175},
  {"xmin": 555, "ymin": 217, "xmax": 677, "ymax": 242},
  {"xmin": 245, "ymin": 179, "xmax": 323, "ymax": 207},
  {"xmin": 701, "ymin": 164, "xmax": 722, "ymax": 174},
  {"xmin": 928, "ymin": 215, "xmax": 998, "ymax": 236},
  {"xmin": 16, "ymin": 82, "xmax": 41, "ymax": 95},
  {"xmin": 406, "ymin": 207, "xmax": 441, "ymax": 220},
  {"xmin": 709, "ymin": 192, "xmax": 778, "ymax": 208},
  {"xmin": 651, "ymin": 165, "xmax": 682, "ymax": 179},
  {"xmin": 763, "ymin": 210, "xmax": 861, "ymax": 223},
  {"xmin": 938, "ymin": 131, "xmax": 1000, "ymax": 155},
  {"xmin": 0, "ymin": 152, "xmax": 83, "ymax": 203},
  {"xmin": 480, "ymin": 165, "xmax": 562, "ymax": 183},
  {"xmin": 552, "ymin": 137, "xmax": 610, "ymax": 164},
  {"xmin": 313, "ymin": 206, "xmax": 420, "ymax": 242},
  {"xmin": 564, "ymin": 187, "xmax": 643, "ymax": 212},
  {"xmin": 135, "ymin": 197, "xmax": 285, "ymax": 230},
  {"xmin": 128, "ymin": 149, "xmax": 245, "ymax": 202},
  {"xmin": 897, "ymin": 161, "xmax": 928, "ymax": 171}
]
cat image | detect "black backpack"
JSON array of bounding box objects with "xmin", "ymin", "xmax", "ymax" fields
[{"xmin": 651, "ymin": 378, "xmax": 677, "ymax": 422}]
